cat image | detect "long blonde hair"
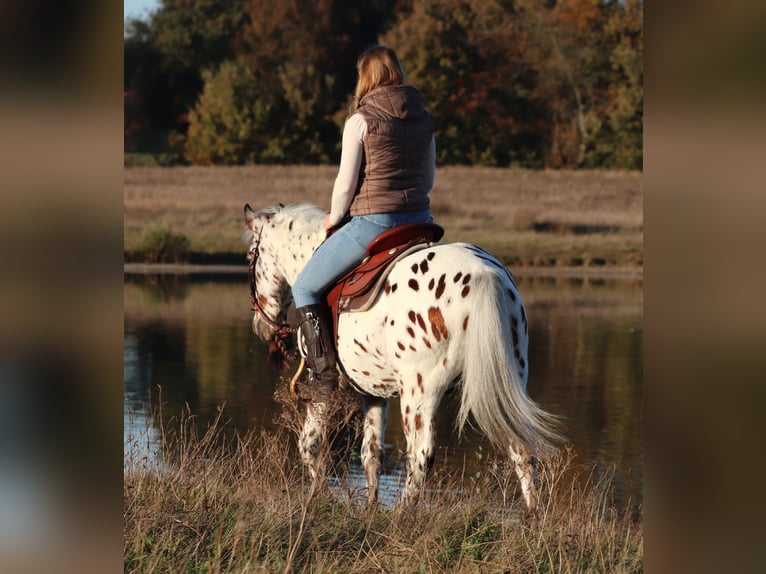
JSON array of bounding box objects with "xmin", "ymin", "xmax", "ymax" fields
[{"xmin": 354, "ymin": 45, "xmax": 405, "ymax": 108}]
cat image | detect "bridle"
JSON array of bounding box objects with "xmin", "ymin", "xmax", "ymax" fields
[{"xmin": 247, "ymin": 229, "xmax": 298, "ymax": 363}]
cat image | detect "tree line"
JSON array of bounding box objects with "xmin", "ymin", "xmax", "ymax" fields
[{"xmin": 124, "ymin": 0, "xmax": 642, "ymax": 169}]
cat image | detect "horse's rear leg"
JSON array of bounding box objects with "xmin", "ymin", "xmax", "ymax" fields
[
  {"xmin": 400, "ymin": 389, "xmax": 440, "ymax": 505},
  {"xmin": 361, "ymin": 396, "xmax": 388, "ymax": 504},
  {"xmin": 510, "ymin": 441, "xmax": 538, "ymax": 514}
]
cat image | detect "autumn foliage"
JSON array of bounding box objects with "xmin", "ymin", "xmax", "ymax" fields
[{"xmin": 124, "ymin": 0, "xmax": 642, "ymax": 169}]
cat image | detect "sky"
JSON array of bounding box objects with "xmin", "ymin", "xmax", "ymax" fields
[{"xmin": 124, "ymin": 0, "xmax": 160, "ymax": 21}]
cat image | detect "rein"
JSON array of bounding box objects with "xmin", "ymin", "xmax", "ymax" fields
[{"xmin": 248, "ymin": 231, "xmax": 299, "ymax": 366}]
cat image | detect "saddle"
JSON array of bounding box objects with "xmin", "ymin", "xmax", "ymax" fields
[{"xmin": 325, "ymin": 222, "xmax": 444, "ymax": 339}]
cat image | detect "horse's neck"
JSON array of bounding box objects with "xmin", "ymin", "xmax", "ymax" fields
[{"xmin": 274, "ymin": 224, "xmax": 326, "ymax": 285}]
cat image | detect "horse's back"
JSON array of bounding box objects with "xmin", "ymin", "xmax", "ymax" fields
[
  {"xmin": 336, "ymin": 242, "xmax": 521, "ymax": 395},
  {"xmin": 384, "ymin": 242, "xmax": 518, "ymax": 304}
]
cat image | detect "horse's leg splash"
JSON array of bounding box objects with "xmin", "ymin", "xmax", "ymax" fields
[
  {"xmin": 298, "ymin": 399, "xmax": 329, "ymax": 480},
  {"xmin": 399, "ymin": 374, "xmax": 444, "ymax": 505},
  {"xmin": 509, "ymin": 440, "xmax": 539, "ymax": 515},
  {"xmin": 360, "ymin": 396, "xmax": 388, "ymax": 505}
]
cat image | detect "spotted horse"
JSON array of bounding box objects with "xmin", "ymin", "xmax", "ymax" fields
[{"xmin": 243, "ymin": 203, "xmax": 561, "ymax": 512}]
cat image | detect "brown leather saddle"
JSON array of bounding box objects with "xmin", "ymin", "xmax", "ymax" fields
[{"xmin": 325, "ymin": 222, "xmax": 444, "ymax": 339}]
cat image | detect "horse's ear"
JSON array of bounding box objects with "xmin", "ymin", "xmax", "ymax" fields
[
  {"xmin": 244, "ymin": 204, "xmax": 278, "ymax": 231},
  {"xmin": 244, "ymin": 204, "xmax": 262, "ymax": 231}
]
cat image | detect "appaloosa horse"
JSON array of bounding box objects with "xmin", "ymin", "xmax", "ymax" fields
[{"xmin": 244, "ymin": 203, "xmax": 560, "ymax": 511}]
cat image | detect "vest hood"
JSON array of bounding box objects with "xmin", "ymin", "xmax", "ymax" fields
[{"xmin": 358, "ymin": 84, "xmax": 426, "ymax": 121}]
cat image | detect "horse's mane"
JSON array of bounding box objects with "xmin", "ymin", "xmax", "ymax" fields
[
  {"xmin": 276, "ymin": 203, "xmax": 326, "ymax": 233},
  {"xmin": 243, "ymin": 203, "xmax": 325, "ymax": 246}
]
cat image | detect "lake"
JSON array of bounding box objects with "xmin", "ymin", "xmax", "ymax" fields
[{"xmin": 124, "ymin": 268, "xmax": 642, "ymax": 510}]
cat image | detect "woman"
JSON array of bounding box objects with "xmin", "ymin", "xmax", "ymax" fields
[{"xmin": 292, "ymin": 45, "xmax": 436, "ymax": 388}]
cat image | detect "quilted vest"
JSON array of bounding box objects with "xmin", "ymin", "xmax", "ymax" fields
[{"xmin": 349, "ymin": 84, "xmax": 434, "ymax": 216}]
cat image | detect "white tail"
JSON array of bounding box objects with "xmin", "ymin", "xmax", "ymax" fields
[{"xmin": 458, "ymin": 267, "xmax": 562, "ymax": 456}]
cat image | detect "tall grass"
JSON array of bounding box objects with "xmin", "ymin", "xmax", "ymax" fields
[{"xmin": 124, "ymin": 382, "xmax": 642, "ymax": 573}]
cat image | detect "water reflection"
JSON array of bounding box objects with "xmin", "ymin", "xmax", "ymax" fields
[{"xmin": 124, "ymin": 271, "xmax": 642, "ymax": 508}]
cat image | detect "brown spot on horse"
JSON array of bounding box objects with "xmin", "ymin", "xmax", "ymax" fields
[
  {"xmin": 416, "ymin": 313, "xmax": 427, "ymax": 333},
  {"xmin": 435, "ymin": 274, "xmax": 447, "ymax": 299},
  {"xmin": 428, "ymin": 306, "xmax": 449, "ymax": 341}
]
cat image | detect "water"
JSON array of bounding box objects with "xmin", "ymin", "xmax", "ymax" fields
[{"xmin": 124, "ymin": 270, "xmax": 642, "ymax": 509}]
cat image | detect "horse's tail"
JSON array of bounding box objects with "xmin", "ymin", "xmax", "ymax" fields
[{"xmin": 458, "ymin": 267, "xmax": 562, "ymax": 457}]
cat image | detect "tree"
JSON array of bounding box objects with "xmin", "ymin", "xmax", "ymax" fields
[
  {"xmin": 124, "ymin": 0, "xmax": 247, "ymax": 145},
  {"xmin": 516, "ymin": 0, "xmax": 643, "ymax": 169},
  {"xmin": 150, "ymin": 0, "xmax": 247, "ymax": 112},
  {"xmin": 237, "ymin": 0, "xmax": 401, "ymax": 162},
  {"xmin": 384, "ymin": 0, "xmax": 546, "ymax": 166},
  {"xmin": 589, "ymin": 0, "xmax": 643, "ymax": 169}
]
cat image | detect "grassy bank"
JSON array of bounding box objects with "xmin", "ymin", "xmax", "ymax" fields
[
  {"xmin": 125, "ymin": 386, "xmax": 642, "ymax": 573},
  {"xmin": 124, "ymin": 166, "xmax": 642, "ymax": 267}
]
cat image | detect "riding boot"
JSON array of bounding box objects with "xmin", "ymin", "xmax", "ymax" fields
[{"xmin": 295, "ymin": 304, "xmax": 338, "ymax": 388}]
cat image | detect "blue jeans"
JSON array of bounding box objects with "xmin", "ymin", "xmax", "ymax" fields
[{"xmin": 292, "ymin": 209, "xmax": 432, "ymax": 308}]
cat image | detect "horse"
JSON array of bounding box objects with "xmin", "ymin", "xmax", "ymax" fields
[{"xmin": 243, "ymin": 203, "xmax": 561, "ymax": 512}]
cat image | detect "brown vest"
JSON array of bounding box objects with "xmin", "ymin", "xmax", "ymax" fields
[{"xmin": 349, "ymin": 84, "xmax": 434, "ymax": 216}]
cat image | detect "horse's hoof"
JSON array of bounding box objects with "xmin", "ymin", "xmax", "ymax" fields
[
  {"xmin": 291, "ymin": 380, "xmax": 314, "ymax": 402},
  {"xmin": 293, "ymin": 379, "xmax": 336, "ymax": 402}
]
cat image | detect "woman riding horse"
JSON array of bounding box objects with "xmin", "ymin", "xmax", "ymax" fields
[{"xmin": 291, "ymin": 45, "xmax": 436, "ymax": 390}]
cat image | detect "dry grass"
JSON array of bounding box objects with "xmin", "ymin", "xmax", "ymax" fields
[
  {"xmin": 124, "ymin": 166, "xmax": 642, "ymax": 267},
  {"xmin": 124, "ymin": 382, "xmax": 643, "ymax": 573}
]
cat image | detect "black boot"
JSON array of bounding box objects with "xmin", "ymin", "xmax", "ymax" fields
[{"xmin": 295, "ymin": 304, "xmax": 338, "ymax": 386}]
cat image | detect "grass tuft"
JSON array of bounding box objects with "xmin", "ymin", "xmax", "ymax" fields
[{"xmin": 135, "ymin": 224, "xmax": 190, "ymax": 263}]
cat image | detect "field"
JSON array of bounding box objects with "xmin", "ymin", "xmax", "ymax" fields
[{"xmin": 124, "ymin": 166, "xmax": 642, "ymax": 267}]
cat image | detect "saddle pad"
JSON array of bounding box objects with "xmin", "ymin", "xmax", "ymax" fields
[
  {"xmin": 338, "ymin": 242, "xmax": 433, "ymax": 313},
  {"xmin": 366, "ymin": 222, "xmax": 444, "ymax": 256}
]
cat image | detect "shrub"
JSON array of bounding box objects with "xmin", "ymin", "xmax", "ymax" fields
[
  {"xmin": 137, "ymin": 224, "xmax": 190, "ymax": 263},
  {"xmin": 184, "ymin": 58, "xmax": 275, "ymax": 165}
]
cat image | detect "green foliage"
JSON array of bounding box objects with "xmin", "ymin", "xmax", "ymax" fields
[
  {"xmin": 184, "ymin": 59, "xmax": 273, "ymax": 164},
  {"xmin": 124, "ymin": 0, "xmax": 248, "ymax": 159},
  {"xmin": 137, "ymin": 224, "xmax": 190, "ymax": 263},
  {"xmin": 587, "ymin": 0, "xmax": 644, "ymax": 169},
  {"xmin": 150, "ymin": 0, "xmax": 246, "ymax": 72}
]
